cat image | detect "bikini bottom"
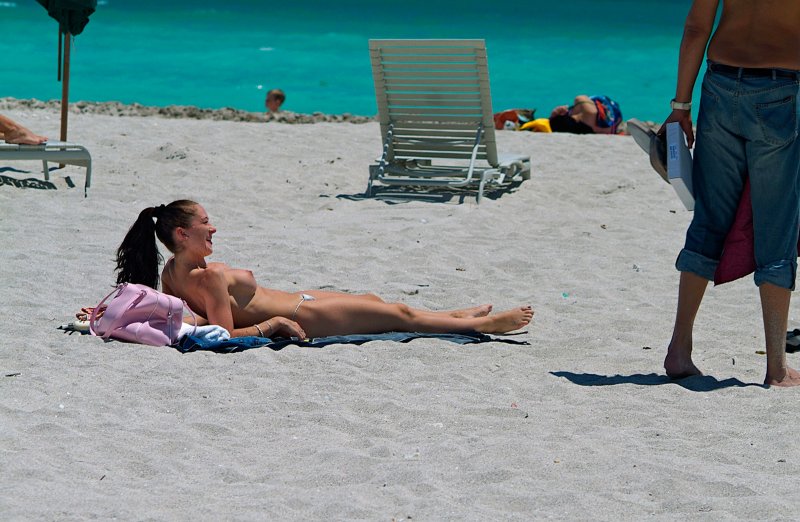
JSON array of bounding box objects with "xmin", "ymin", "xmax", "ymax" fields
[{"xmin": 292, "ymin": 293, "xmax": 316, "ymax": 321}]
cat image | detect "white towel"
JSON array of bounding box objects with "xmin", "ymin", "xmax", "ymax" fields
[{"xmin": 179, "ymin": 323, "xmax": 231, "ymax": 342}]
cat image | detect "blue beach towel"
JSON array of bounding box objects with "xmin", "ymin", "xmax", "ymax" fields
[{"xmin": 177, "ymin": 331, "xmax": 529, "ymax": 354}]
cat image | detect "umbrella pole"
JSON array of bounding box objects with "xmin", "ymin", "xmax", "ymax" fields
[{"xmin": 60, "ymin": 32, "xmax": 71, "ymax": 143}]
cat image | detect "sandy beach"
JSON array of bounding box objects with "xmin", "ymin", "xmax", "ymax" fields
[{"xmin": 2, "ymin": 103, "xmax": 800, "ymax": 520}]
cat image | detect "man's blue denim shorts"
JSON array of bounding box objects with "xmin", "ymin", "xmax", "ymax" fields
[{"xmin": 676, "ymin": 61, "xmax": 800, "ymax": 289}]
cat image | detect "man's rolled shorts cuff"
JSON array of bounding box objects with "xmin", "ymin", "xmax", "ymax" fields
[
  {"xmin": 675, "ymin": 249, "xmax": 717, "ymax": 281},
  {"xmin": 754, "ymin": 259, "xmax": 797, "ymax": 290}
]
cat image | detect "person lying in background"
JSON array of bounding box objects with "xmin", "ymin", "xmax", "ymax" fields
[
  {"xmin": 493, "ymin": 95, "xmax": 622, "ymax": 134},
  {"xmin": 548, "ymin": 95, "xmax": 623, "ymax": 134}
]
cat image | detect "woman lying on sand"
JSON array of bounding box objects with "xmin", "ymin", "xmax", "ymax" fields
[{"xmin": 115, "ymin": 200, "xmax": 533, "ymax": 339}]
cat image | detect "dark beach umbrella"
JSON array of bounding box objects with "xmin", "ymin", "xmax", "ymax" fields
[{"xmin": 37, "ymin": 0, "xmax": 97, "ymax": 141}]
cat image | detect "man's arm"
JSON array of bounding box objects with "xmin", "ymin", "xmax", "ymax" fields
[{"xmin": 661, "ymin": 0, "xmax": 719, "ymax": 147}]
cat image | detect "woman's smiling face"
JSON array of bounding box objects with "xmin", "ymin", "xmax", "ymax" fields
[{"xmin": 183, "ymin": 204, "xmax": 216, "ymax": 256}]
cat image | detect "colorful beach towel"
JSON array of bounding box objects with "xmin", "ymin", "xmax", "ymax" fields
[
  {"xmin": 60, "ymin": 318, "xmax": 529, "ymax": 352},
  {"xmin": 177, "ymin": 332, "xmax": 529, "ymax": 353},
  {"xmin": 591, "ymin": 95, "xmax": 623, "ymax": 133}
]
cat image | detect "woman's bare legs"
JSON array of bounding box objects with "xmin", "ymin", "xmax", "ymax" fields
[
  {"xmin": 298, "ymin": 290, "xmax": 492, "ymax": 318},
  {"xmin": 415, "ymin": 306, "xmax": 493, "ymax": 319},
  {"xmin": 300, "ymin": 290, "xmax": 385, "ymax": 302},
  {"xmin": 296, "ymin": 298, "xmax": 532, "ymax": 338}
]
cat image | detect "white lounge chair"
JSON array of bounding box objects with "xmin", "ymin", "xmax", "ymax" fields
[
  {"xmin": 0, "ymin": 140, "xmax": 92, "ymax": 196},
  {"xmin": 368, "ymin": 39, "xmax": 530, "ymax": 203}
]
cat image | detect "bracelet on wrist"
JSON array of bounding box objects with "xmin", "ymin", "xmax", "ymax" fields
[
  {"xmin": 254, "ymin": 323, "xmax": 265, "ymax": 337},
  {"xmin": 670, "ymin": 98, "xmax": 692, "ymax": 111}
]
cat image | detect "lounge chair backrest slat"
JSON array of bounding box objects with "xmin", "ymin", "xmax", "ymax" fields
[
  {"xmin": 390, "ymin": 129, "xmax": 480, "ymax": 138},
  {"xmin": 370, "ymin": 39, "xmax": 498, "ymax": 166}
]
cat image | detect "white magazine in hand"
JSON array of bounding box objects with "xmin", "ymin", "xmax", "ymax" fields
[{"xmin": 666, "ymin": 122, "xmax": 694, "ymax": 211}]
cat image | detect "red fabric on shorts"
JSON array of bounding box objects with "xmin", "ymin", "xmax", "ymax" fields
[{"xmin": 715, "ymin": 179, "xmax": 800, "ymax": 285}]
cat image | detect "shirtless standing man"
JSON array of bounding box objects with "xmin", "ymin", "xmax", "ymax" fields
[{"xmin": 662, "ymin": 0, "xmax": 800, "ymax": 386}]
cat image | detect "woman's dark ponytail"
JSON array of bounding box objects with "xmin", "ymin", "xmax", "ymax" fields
[{"xmin": 115, "ymin": 200, "xmax": 197, "ymax": 289}]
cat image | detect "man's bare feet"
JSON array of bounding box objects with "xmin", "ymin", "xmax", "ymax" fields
[
  {"xmin": 477, "ymin": 305, "xmax": 533, "ymax": 334},
  {"xmin": 450, "ymin": 304, "xmax": 492, "ymax": 318},
  {"xmin": 765, "ymin": 366, "xmax": 800, "ymax": 387},
  {"xmin": 1, "ymin": 127, "xmax": 48, "ymax": 145},
  {"xmin": 664, "ymin": 343, "xmax": 703, "ymax": 379}
]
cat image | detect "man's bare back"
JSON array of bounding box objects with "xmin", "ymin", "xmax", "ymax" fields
[{"xmin": 708, "ymin": 0, "xmax": 800, "ymax": 69}]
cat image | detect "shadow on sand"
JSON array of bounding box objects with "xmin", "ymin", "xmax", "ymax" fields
[
  {"xmin": 0, "ymin": 172, "xmax": 57, "ymax": 191},
  {"xmin": 337, "ymin": 180, "xmax": 525, "ymax": 205},
  {"xmin": 551, "ymin": 371, "xmax": 765, "ymax": 392}
]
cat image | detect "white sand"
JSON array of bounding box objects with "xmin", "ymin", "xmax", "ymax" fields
[{"xmin": 2, "ymin": 108, "xmax": 800, "ymax": 520}]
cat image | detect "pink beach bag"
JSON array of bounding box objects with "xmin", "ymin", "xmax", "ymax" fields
[{"xmin": 89, "ymin": 283, "xmax": 195, "ymax": 346}]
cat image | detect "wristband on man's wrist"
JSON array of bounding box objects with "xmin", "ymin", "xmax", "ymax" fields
[{"xmin": 670, "ymin": 99, "xmax": 692, "ymax": 111}]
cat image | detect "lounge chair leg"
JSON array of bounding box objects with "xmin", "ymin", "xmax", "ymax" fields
[
  {"xmin": 42, "ymin": 160, "xmax": 49, "ymax": 181},
  {"xmin": 84, "ymin": 163, "xmax": 92, "ymax": 197},
  {"xmin": 477, "ymin": 174, "xmax": 489, "ymax": 204}
]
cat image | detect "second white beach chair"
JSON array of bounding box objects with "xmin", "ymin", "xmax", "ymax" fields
[
  {"xmin": 368, "ymin": 39, "xmax": 530, "ymax": 203},
  {"xmin": 0, "ymin": 141, "xmax": 93, "ymax": 196}
]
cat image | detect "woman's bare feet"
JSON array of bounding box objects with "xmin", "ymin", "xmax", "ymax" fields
[
  {"xmin": 765, "ymin": 366, "xmax": 800, "ymax": 387},
  {"xmin": 0, "ymin": 127, "xmax": 48, "ymax": 145},
  {"xmin": 476, "ymin": 305, "xmax": 533, "ymax": 334},
  {"xmin": 450, "ymin": 304, "xmax": 492, "ymax": 318}
]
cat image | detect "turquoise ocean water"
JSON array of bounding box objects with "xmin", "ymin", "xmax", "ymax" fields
[{"xmin": 1, "ymin": 0, "xmax": 698, "ymax": 122}]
